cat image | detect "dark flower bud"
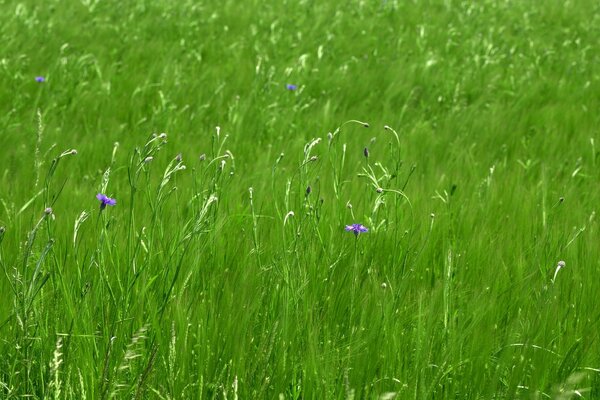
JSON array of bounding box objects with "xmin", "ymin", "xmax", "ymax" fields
[
  {"xmin": 306, "ymin": 186, "xmax": 312, "ymax": 196},
  {"xmin": 364, "ymin": 147, "xmax": 369, "ymax": 158}
]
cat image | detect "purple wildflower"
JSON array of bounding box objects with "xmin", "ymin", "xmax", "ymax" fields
[
  {"xmin": 286, "ymin": 84, "xmax": 297, "ymax": 91},
  {"xmin": 35, "ymin": 76, "xmax": 45, "ymax": 83},
  {"xmin": 96, "ymin": 193, "xmax": 116, "ymax": 210},
  {"xmin": 345, "ymin": 223, "xmax": 369, "ymax": 236}
]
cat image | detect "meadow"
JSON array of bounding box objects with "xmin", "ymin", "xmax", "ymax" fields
[{"xmin": 1, "ymin": 0, "xmax": 599, "ymax": 398}]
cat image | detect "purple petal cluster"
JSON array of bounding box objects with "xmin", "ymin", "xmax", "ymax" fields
[
  {"xmin": 345, "ymin": 223, "xmax": 368, "ymax": 236},
  {"xmin": 35, "ymin": 76, "xmax": 45, "ymax": 83},
  {"xmin": 286, "ymin": 84, "xmax": 297, "ymax": 91},
  {"xmin": 97, "ymin": 193, "xmax": 116, "ymax": 209}
]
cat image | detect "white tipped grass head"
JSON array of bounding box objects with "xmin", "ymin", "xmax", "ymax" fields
[
  {"xmin": 552, "ymin": 260, "xmax": 566, "ymax": 284},
  {"xmin": 58, "ymin": 149, "xmax": 78, "ymax": 158},
  {"xmin": 284, "ymin": 211, "xmax": 295, "ymax": 226},
  {"xmin": 330, "ymin": 120, "xmax": 370, "ymax": 143},
  {"xmin": 304, "ymin": 137, "xmax": 322, "ymax": 160},
  {"xmin": 383, "ymin": 124, "xmax": 400, "ymax": 146}
]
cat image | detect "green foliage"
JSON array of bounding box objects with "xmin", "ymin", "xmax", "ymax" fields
[{"xmin": 1, "ymin": 0, "xmax": 599, "ymax": 398}]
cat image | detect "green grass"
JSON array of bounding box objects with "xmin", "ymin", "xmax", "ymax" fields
[{"xmin": 1, "ymin": 0, "xmax": 600, "ymax": 398}]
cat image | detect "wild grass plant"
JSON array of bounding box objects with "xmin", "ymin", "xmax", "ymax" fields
[{"xmin": 1, "ymin": 0, "xmax": 600, "ymax": 398}]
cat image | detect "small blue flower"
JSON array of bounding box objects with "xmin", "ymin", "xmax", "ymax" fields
[
  {"xmin": 286, "ymin": 84, "xmax": 297, "ymax": 91},
  {"xmin": 35, "ymin": 76, "xmax": 45, "ymax": 83},
  {"xmin": 345, "ymin": 223, "xmax": 368, "ymax": 236},
  {"xmin": 97, "ymin": 193, "xmax": 116, "ymax": 209}
]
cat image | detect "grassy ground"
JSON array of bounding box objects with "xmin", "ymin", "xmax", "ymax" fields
[{"xmin": 1, "ymin": 0, "xmax": 600, "ymax": 398}]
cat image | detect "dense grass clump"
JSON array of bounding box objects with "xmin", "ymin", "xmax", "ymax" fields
[{"xmin": 1, "ymin": 0, "xmax": 600, "ymax": 398}]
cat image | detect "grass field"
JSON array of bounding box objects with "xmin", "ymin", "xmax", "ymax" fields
[{"xmin": 1, "ymin": 0, "xmax": 600, "ymax": 398}]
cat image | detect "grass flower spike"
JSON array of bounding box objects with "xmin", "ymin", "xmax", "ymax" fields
[{"xmin": 552, "ymin": 260, "xmax": 566, "ymax": 284}]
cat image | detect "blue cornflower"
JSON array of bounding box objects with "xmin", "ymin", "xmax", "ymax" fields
[
  {"xmin": 286, "ymin": 84, "xmax": 297, "ymax": 91},
  {"xmin": 96, "ymin": 193, "xmax": 116, "ymax": 209},
  {"xmin": 345, "ymin": 223, "xmax": 368, "ymax": 236},
  {"xmin": 35, "ymin": 76, "xmax": 45, "ymax": 83}
]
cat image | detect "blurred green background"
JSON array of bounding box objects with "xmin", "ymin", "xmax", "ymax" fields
[{"xmin": 0, "ymin": 0, "xmax": 599, "ymax": 398}]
